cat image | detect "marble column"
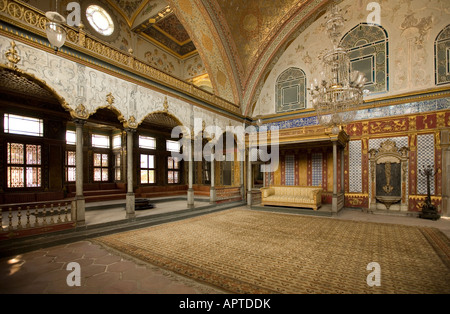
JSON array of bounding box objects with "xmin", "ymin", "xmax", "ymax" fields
[
  {"xmin": 125, "ymin": 129, "xmax": 136, "ymax": 219},
  {"xmin": 210, "ymin": 147, "xmax": 216, "ymax": 204},
  {"xmin": 247, "ymin": 148, "xmax": 253, "ymax": 206},
  {"xmin": 332, "ymin": 140, "xmax": 338, "ymax": 213},
  {"xmin": 240, "ymin": 155, "xmax": 245, "ymax": 200},
  {"xmin": 73, "ymin": 119, "xmax": 85, "ymax": 225},
  {"xmin": 187, "ymin": 139, "xmax": 195, "ymax": 208}
]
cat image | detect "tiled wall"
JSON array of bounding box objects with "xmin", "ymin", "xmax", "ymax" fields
[{"xmin": 264, "ymin": 97, "xmax": 449, "ymax": 212}]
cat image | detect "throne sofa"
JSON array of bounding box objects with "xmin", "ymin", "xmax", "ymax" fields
[{"xmin": 260, "ymin": 186, "xmax": 323, "ymax": 210}]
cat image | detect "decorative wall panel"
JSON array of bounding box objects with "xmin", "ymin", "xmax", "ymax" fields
[
  {"xmin": 349, "ymin": 140, "xmax": 362, "ymax": 193},
  {"xmin": 368, "ymin": 136, "xmax": 408, "ymax": 201},
  {"xmin": 417, "ymin": 133, "xmax": 435, "ymax": 195},
  {"xmin": 311, "ymin": 153, "xmax": 322, "ymax": 187},
  {"xmin": 285, "ymin": 155, "xmax": 295, "ymax": 186}
]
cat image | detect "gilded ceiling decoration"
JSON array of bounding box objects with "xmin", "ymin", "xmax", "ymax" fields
[
  {"xmin": 6, "ymin": 0, "xmax": 331, "ymax": 114},
  {"xmin": 214, "ymin": 0, "xmax": 301, "ymax": 78},
  {"xmin": 136, "ymin": 12, "xmax": 197, "ymax": 58}
]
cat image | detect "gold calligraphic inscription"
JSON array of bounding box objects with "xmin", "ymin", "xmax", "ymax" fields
[{"xmin": 370, "ymin": 119, "xmax": 407, "ymax": 134}]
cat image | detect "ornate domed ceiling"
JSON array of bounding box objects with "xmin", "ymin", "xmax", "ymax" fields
[{"xmin": 21, "ymin": 0, "xmax": 330, "ymax": 114}]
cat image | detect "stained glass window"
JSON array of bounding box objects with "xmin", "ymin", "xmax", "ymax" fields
[
  {"xmin": 7, "ymin": 143, "xmax": 41, "ymax": 188},
  {"xmin": 4, "ymin": 114, "xmax": 43, "ymax": 137},
  {"xmin": 341, "ymin": 23, "xmax": 388, "ymax": 94},
  {"xmin": 66, "ymin": 151, "xmax": 76, "ymax": 182},
  {"xmin": 168, "ymin": 156, "xmax": 180, "ymax": 184},
  {"xmin": 114, "ymin": 153, "xmax": 121, "ymax": 181},
  {"xmin": 276, "ymin": 68, "xmax": 306, "ymax": 113},
  {"xmin": 140, "ymin": 154, "xmax": 155, "ymax": 184},
  {"xmin": 86, "ymin": 5, "xmax": 114, "ymax": 36},
  {"xmin": 93, "ymin": 153, "xmax": 108, "ymax": 181},
  {"xmin": 435, "ymin": 24, "xmax": 450, "ymax": 85}
]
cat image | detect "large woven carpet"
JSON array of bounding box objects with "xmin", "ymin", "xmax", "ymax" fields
[{"xmin": 94, "ymin": 209, "xmax": 450, "ymax": 294}]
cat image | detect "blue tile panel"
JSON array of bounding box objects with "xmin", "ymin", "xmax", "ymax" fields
[{"xmin": 258, "ymin": 97, "xmax": 450, "ymax": 132}]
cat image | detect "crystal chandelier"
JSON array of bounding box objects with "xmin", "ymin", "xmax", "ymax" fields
[{"xmin": 310, "ymin": 4, "xmax": 367, "ymax": 134}]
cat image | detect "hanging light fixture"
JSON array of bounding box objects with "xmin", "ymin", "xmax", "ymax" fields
[
  {"xmin": 309, "ymin": 4, "xmax": 367, "ymax": 134},
  {"xmin": 45, "ymin": 0, "xmax": 67, "ymax": 52}
]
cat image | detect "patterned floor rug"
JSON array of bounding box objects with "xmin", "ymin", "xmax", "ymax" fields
[{"xmin": 94, "ymin": 209, "xmax": 450, "ymax": 294}]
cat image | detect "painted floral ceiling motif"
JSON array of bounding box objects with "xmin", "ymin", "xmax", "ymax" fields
[{"xmin": 166, "ymin": 0, "xmax": 328, "ymax": 112}]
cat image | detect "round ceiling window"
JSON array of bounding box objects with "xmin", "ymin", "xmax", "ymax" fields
[{"xmin": 86, "ymin": 5, "xmax": 114, "ymax": 36}]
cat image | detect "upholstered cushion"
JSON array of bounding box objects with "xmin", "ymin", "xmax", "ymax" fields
[
  {"xmin": 261, "ymin": 188, "xmax": 274, "ymax": 198},
  {"xmin": 261, "ymin": 186, "xmax": 322, "ymax": 209}
]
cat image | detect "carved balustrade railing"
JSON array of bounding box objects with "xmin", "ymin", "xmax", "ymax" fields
[
  {"xmin": 0, "ymin": 0, "xmax": 241, "ymax": 115},
  {"xmin": 0, "ymin": 201, "xmax": 73, "ymax": 239}
]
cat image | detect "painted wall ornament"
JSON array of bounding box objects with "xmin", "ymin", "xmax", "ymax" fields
[
  {"xmin": 106, "ymin": 92, "xmax": 115, "ymax": 106},
  {"xmin": 5, "ymin": 41, "xmax": 21, "ymax": 69},
  {"xmin": 124, "ymin": 115, "xmax": 138, "ymax": 129},
  {"xmin": 72, "ymin": 103, "xmax": 90, "ymax": 120}
]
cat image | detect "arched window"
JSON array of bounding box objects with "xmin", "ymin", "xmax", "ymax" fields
[
  {"xmin": 275, "ymin": 67, "xmax": 306, "ymax": 113},
  {"xmin": 435, "ymin": 24, "xmax": 450, "ymax": 85},
  {"xmin": 341, "ymin": 23, "xmax": 388, "ymax": 94}
]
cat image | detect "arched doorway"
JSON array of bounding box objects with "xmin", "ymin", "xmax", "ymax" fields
[
  {"xmin": 0, "ymin": 63, "xmax": 73, "ymax": 204},
  {"xmin": 134, "ymin": 111, "xmax": 187, "ymax": 199}
]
